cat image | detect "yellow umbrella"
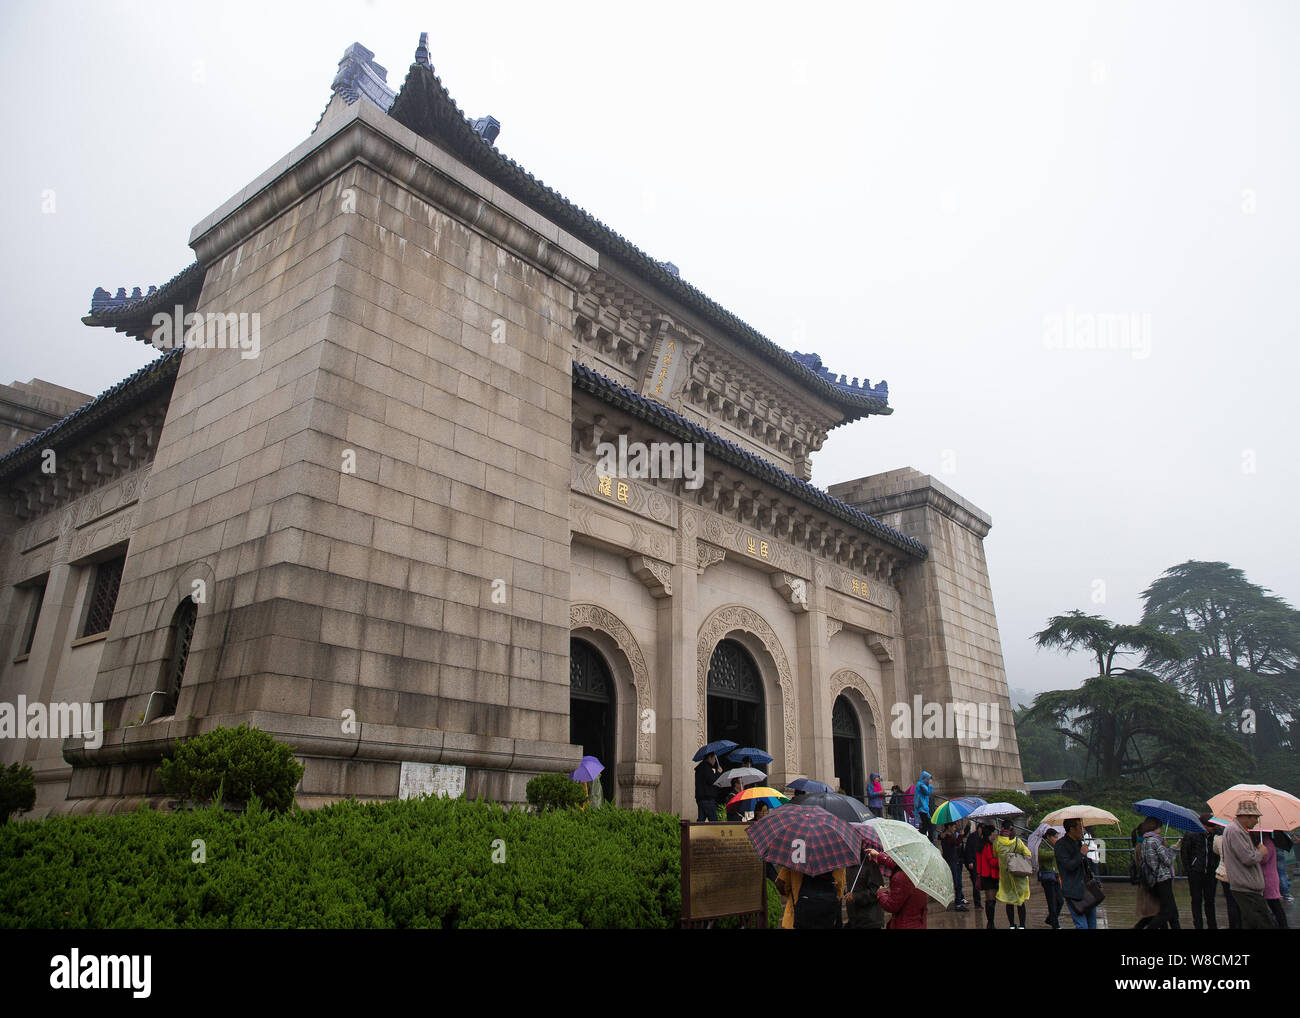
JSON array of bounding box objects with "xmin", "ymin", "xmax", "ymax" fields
[
  {"xmin": 1040, "ymin": 804, "xmax": 1120, "ymax": 828},
  {"xmin": 1207, "ymin": 784, "xmax": 1300, "ymax": 831}
]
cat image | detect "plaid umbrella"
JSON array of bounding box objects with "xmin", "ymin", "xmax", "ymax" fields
[
  {"xmin": 725, "ymin": 747, "xmax": 774, "ymax": 767},
  {"xmin": 1134, "ymin": 799, "xmax": 1206, "ymax": 834},
  {"xmin": 746, "ymin": 804, "xmax": 863, "ymax": 875}
]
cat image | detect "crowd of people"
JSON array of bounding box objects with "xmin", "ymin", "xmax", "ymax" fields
[{"xmin": 695, "ymin": 750, "xmax": 1296, "ymax": 930}]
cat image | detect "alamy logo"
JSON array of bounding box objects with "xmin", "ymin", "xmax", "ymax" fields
[
  {"xmin": 151, "ymin": 305, "xmax": 260, "ymax": 359},
  {"xmin": 1042, "ymin": 307, "xmax": 1151, "ymax": 360},
  {"xmin": 50, "ymin": 949, "xmax": 150, "ymax": 998},
  {"xmin": 595, "ymin": 435, "xmax": 705, "ymax": 490},
  {"xmin": 0, "ymin": 697, "xmax": 104, "ymax": 750},
  {"xmin": 890, "ymin": 695, "xmax": 1000, "ymax": 749}
]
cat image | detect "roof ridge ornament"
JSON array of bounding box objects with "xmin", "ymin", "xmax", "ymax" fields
[
  {"xmin": 330, "ymin": 41, "xmax": 396, "ymax": 112},
  {"xmin": 790, "ymin": 351, "xmax": 889, "ymax": 403},
  {"xmin": 415, "ymin": 32, "xmax": 430, "ymax": 68}
]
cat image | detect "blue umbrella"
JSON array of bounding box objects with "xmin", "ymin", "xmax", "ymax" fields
[
  {"xmin": 725, "ymin": 746, "xmax": 774, "ymax": 766},
  {"xmin": 1134, "ymin": 798, "xmax": 1206, "ymax": 834},
  {"xmin": 570, "ymin": 756, "xmax": 604, "ymax": 783},
  {"xmin": 788, "ymin": 779, "xmax": 834, "ymax": 794},
  {"xmin": 693, "ymin": 740, "xmax": 739, "ymax": 762}
]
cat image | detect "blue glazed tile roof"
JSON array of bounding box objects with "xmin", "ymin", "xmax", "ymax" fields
[
  {"xmin": 572, "ymin": 361, "xmax": 926, "ymax": 559},
  {"xmin": 83, "ymin": 261, "xmax": 205, "ymax": 339},
  {"xmin": 0, "ymin": 350, "xmax": 181, "ymax": 482}
]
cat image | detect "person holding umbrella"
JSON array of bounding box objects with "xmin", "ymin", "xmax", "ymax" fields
[
  {"xmin": 1220, "ymin": 799, "xmax": 1272, "ymax": 929},
  {"xmin": 748, "ymin": 805, "xmax": 859, "ymax": 929},
  {"xmin": 1138, "ymin": 817, "xmax": 1182, "ymax": 930},
  {"xmin": 1056, "ymin": 817, "xmax": 1099, "ymax": 929},
  {"xmin": 692, "ymin": 742, "xmax": 731, "ymax": 822},
  {"xmin": 876, "ymin": 848, "xmax": 929, "ymax": 928},
  {"xmin": 844, "ymin": 841, "xmax": 885, "ymax": 929},
  {"xmin": 1181, "ymin": 813, "xmax": 1218, "ymax": 930}
]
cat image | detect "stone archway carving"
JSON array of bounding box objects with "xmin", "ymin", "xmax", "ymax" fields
[
  {"xmin": 829, "ymin": 668, "xmax": 885, "ymax": 741},
  {"xmin": 570, "ymin": 603, "xmax": 652, "ymax": 761},
  {"xmin": 696, "ymin": 604, "xmax": 798, "ymax": 773}
]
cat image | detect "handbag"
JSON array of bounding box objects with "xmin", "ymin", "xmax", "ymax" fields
[
  {"xmin": 1066, "ymin": 861, "xmax": 1106, "ymax": 914},
  {"xmin": 1007, "ymin": 840, "xmax": 1034, "ymax": 876}
]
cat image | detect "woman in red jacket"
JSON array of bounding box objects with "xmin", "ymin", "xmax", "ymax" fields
[
  {"xmin": 975, "ymin": 824, "xmax": 1000, "ymax": 930},
  {"xmin": 875, "ymin": 850, "xmax": 928, "ymax": 929}
]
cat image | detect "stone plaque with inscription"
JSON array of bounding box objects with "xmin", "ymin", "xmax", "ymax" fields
[
  {"xmin": 398, "ymin": 762, "xmax": 466, "ymax": 800},
  {"xmin": 680, "ymin": 821, "xmax": 766, "ymax": 923}
]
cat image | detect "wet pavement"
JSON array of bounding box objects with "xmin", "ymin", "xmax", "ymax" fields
[{"xmin": 925, "ymin": 879, "xmax": 1297, "ymax": 930}]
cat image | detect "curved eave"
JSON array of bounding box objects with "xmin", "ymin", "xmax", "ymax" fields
[
  {"xmin": 82, "ymin": 262, "xmax": 205, "ymax": 342},
  {"xmin": 389, "ymin": 63, "xmax": 892, "ymax": 422},
  {"xmin": 0, "ymin": 350, "xmax": 181, "ymax": 485},
  {"xmin": 572, "ymin": 362, "xmax": 926, "ymax": 559}
]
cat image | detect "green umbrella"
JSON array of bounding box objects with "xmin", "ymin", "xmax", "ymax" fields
[{"xmin": 852, "ymin": 817, "xmax": 954, "ymax": 907}]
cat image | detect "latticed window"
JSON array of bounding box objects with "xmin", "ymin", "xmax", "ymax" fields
[
  {"xmin": 81, "ymin": 556, "xmax": 125, "ymax": 637},
  {"xmin": 707, "ymin": 639, "xmax": 762, "ymax": 703},
  {"xmin": 570, "ymin": 639, "xmax": 610, "ymax": 702},
  {"xmin": 20, "ymin": 580, "xmax": 46, "ymax": 656},
  {"xmin": 832, "ymin": 695, "xmax": 860, "ymax": 738},
  {"xmin": 161, "ymin": 597, "xmax": 199, "ymax": 715}
]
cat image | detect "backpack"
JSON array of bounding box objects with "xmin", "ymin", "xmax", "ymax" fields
[
  {"xmin": 1130, "ymin": 842, "xmax": 1158, "ymax": 889},
  {"xmin": 794, "ymin": 872, "xmax": 842, "ymax": 930}
]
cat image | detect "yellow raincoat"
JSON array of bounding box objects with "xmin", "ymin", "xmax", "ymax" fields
[{"xmin": 995, "ymin": 834, "xmax": 1032, "ymax": 905}]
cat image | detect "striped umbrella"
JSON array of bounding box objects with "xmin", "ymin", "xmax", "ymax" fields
[
  {"xmin": 746, "ymin": 804, "xmax": 863, "ymax": 875},
  {"xmin": 931, "ymin": 796, "xmax": 987, "ymax": 826},
  {"xmin": 726, "ymin": 786, "xmax": 790, "ymax": 811}
]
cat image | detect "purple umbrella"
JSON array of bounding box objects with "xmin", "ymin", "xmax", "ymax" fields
[{"xmin": 570, "ymin": 756, "xmax": 604, "ymax": 783}]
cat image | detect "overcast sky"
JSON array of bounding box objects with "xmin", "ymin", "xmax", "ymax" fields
[{"xmin": 2, "ymin": 0, "xmax": 1295, "ymax": 697}]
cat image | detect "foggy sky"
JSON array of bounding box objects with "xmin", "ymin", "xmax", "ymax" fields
[{"xmin": 2, "ymin": 0, "xmax": 1295, "ymax": 697}]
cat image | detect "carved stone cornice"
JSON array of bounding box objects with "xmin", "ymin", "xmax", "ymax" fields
[
  {"xmin": 827, "ymin": 617, "xmax": 844, "ymax": 640},
  {"xmin": 696, "ymin": 541, "xmax": 726, "ymax": 575},
  {"xmin": 626, "ymin": 554, "xmax": 672, "ymax": 598},
  {"xmin": 770, "ymin": 572, "xmax": 809, "ymax": 612}
]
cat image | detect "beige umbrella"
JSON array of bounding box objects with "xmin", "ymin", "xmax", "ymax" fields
[
  {"xmin": 1207, "ymin": 784, "xmax": 1300, "ymax": 832},
  {"xmin": 1040, "ymin": 804, "xmax": 1120, "ymax": 828}
]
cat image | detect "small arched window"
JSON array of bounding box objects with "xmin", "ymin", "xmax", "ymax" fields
[{"xmin": 161, "ymin": 597, "xmax": 199, "ymax": 716}]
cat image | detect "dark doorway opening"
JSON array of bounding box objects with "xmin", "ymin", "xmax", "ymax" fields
[
  {"xmin": 706, "ymin": 639, "xmax": 766, "ymax": 766},
  {"xmin": 832, "ymin": 695, "xmax": 865, "ymax": 798},
  {"xmin": 570, "ymin": 638, "xmax": 615, "ymax": 802}
]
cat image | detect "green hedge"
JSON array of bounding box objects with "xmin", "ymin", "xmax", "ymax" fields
[{"xmin": 0, "ymin": 797, "xmax": 685, "ymax": 929}]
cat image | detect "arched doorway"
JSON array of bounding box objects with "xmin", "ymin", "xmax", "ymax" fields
[
  {"xmin": 832, "ymin": 695, "xmax": 865, "ymax": 798},
  {"xmin": 570, "ymin": 638, "xmax": 615, "ymax": 801},
  {"xmin": 706, "ymin": 639, "xmax": 766, "ymax": 762}
]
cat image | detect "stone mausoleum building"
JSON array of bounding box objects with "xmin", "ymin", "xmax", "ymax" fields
[{"xmin": 0, "ymin": 37, "xmax": 1023, "ymax": 816}]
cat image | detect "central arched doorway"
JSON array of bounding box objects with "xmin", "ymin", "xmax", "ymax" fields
[
  {"xmin": 706, "ymin": 638, "xmax": 766, "ymax": 763},
  {"xmin": 570, "ymin": 637, "xmax": 615, "ymax": 801},
  {"xmin": 832, "ymin": 694, "xmax": 865, "ymax": 798}
]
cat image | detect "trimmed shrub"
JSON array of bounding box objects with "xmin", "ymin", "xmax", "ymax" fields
[
  {"xmin": 157, "ymin": 724, "xmax": 304, "ymax": 812},
  {"xmin": 525, "ymin": 773, "xmax": 587, "ymax": 812},
  {"xmin": 0, "ymin": 796, "xmax": 684, "ymax": 929},
  {"xmin": 0, "ymin": 762, "xmax": 36, "ymax": 823}
]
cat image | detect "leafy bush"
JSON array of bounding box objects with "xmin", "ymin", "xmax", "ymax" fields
[
  {"xmin": 157, "ymin": 724, "xmax": 304, "ymax": 812},
  {"xmin": 0, "ymin": 796, "xmax": 685, "ymax": 928},
  {"xmin": 1035, "ymin": 793, "xmax": 1079, "ymax": 817},
  {"xmin": 525, "ymin": 773, "xmax": 586, "ymax": 812},
  {"xmin": 0, "ymin": 762, "xmax": 36, "ymax": 823}
]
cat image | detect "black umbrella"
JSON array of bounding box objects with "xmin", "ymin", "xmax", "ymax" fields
[{"xmin": 798, "ymin": 792, "xmax": 872, "ymax": 823}]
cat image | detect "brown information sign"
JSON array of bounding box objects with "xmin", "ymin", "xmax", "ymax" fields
[{"xmin": 680, "ymin": 821, "xmax": 767, "ymax": 926}]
